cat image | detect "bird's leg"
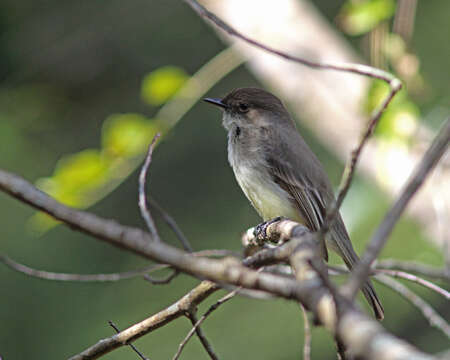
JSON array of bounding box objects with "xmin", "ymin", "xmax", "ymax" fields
[{"xmin": 253, "ymin": 216, "xmax": 285, "ymax": 242}]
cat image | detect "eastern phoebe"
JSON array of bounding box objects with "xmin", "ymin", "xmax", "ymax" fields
[{"xmin": 204, "ymin": 87, "xmax": 384, "ymax": 320}]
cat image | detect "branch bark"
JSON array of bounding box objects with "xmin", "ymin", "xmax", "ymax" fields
[
  {"xmin": 0, "ymin": 167, "xmax": 442, "ymax": 360},
  {"xmin": 69, "ymin": 281, "xmax": 218, "ymax": 360},
  {"xmin": 344, "ymin": 118, "xmax": 450, "ymax": 299}
]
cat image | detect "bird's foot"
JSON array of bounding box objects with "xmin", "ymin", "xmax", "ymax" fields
[{"xmin": 253, "ymin": 216, "xmax": 285, "ymax": 243}]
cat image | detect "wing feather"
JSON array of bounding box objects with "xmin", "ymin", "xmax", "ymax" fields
[{"xmin": 268, "ymin": 156, "xmax": 330, "ymax": 260}]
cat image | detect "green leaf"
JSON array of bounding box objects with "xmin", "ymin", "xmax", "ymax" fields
[
  {"xmin": 36, "ymin": 149, "xmax": 110, "ymax": 207},
  {"xmin": 339, "ymin": 0, "xmax": 396, "ymax": 36},
  {"xmin": 27, "ymin": 212, "xmax": 60, "ymax": 234},
  {"xmin": 141, "ymin": 66, "xmax": 188, "ymax": 106},
  {"xmin": 101, "ymin": 113, "xmax": 158, "ymax": 157}
]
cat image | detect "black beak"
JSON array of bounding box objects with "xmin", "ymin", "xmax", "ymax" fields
[{"xmin": 203, "ymin": 97, "xmax": 228, "ymax": 109}]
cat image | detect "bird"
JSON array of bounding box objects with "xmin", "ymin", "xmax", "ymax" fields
[{"xmin": 204, "ymin": 87, "xmax": 384, "ymax": 320}]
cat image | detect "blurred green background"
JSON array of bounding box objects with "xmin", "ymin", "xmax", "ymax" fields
[{"xmin": 0, "ymin": 1, "xmax": 448, "ymax": 359}]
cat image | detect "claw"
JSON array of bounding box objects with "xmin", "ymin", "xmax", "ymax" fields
[{"xmin": 253, "ymin": 216, "xmax": 284, "ymax": 241}]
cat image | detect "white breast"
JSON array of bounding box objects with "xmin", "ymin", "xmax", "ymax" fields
[{"xmin": 228, "ymin": 138, "xmax": 299, "ymax": 221}]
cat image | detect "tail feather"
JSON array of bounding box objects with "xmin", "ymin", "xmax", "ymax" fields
[
  {"xmin": 329, "ymin": 221, "xmax": 385, "ymax": 320},
  {"xmin": 362, "ymin": 280, "xmax": 384, "ymax": 320}
]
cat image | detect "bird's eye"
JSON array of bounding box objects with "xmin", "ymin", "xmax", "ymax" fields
[{"xmin": 238, "ymin": 103, "xmax": 249, "ymax": 113}]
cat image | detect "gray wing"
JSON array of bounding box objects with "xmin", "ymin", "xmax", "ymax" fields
[
  {"xmin": 264, "ymin": 135, "xmax": 333, "ymax": 260},
  {"xmin": 264, "ymin": 126, "xmax": 352, "ymax": 262},
  {"xmin": 264, "ymin": 126, "xmax": 384, "ymax": 319},
  {"xmin": 266, "ymin": 159, "xmax": 329, "ymax": 260}
]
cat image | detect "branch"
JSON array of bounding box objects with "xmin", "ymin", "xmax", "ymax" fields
[
  {"xmin": 376, "ymin": 259, "xmax": 450, "ymax": 282},
  {"xmin": 173, "ymin": 311, "xmax": 218, "ymax": 360},
  {"xmin": 183, "ymin": 0, "xmax": 399, "ymax": 83},
  {"xmin": 148, "ymin": 197, "xmax": 193, "ymax": 252},
  {"xmin": 138, "ymin": 134, "xmax": 161, "ymax": 241},
  {"xmin": 143, "ymin": 269, "xmax": 178, "ymax": 285},
  {"xmin": 0, "ymin": 249, "xmax": 233, "ymax": 283},
  {"xmin": 328, "ymin": 263, "xmax": 450, "ymax": 299},
  {"xmin": 108, "ymin": 321, "xmax": 149, "ymax": 360},
  {"xmin": 184, "ymin": 311, "xmax": 218, "ymax": 360},
  {"xmin": 244, "ymin": 219, "xmax": 437, "ymax": 360},
  {"xmin": 0, "ymin": 171, "xmax": 437, "ymax": 360},
  {"xmin": 376, "ymin": 269, "xmax": 450, "ymax": 299},
  {"xmin": 300, "ymin": 304, "xmax": 311, "ymax": 360},
  {"xmin": 324, "ymin": 85, "xmax": 401, "ymax": 233},
  {"xmin": 376, "ymin": 274, "xmax": 450, "ymax": 338},
  {"xmin": 69, "ymin": 281, "xmax": 219, "ymax": 360},
  {"xmin": 173, "ymin": 289, "xmax": 238, "ymax": 360},
  {"xmin": 344, "ymin": 118, "xmax": 450, "ymax": 299},
  {"xmin": 0, "ymin": 254, "xmax": 166, "ymax": 282}
]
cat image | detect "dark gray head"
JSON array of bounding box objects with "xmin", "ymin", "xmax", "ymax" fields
[{"xmin": 204, "ymin": 87, "xmax": 294, "ymax": 131}]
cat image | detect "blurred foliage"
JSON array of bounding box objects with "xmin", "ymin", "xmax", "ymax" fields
[
  {"xmin": 141, "ymin": 66, "xmax": 189, "ymax": 106},
  {"xmin": 38, "ymin": 149, "xmax": 110, "ymax": 206},
  {"xmin": 29, "ymin": 66, "xmax": 186, "ymax": 231},
  {"xmin": 364, "ymin": 79, "xmax": 420, "ymax": 141},
  {"xmin": 337, "ymin": 0, "xmax": 396, "ymax": 35},
  {"xmin": 102, "ymin": 114, "xmax": 157, "ymax": 158},
  {"xmin": 339, "ymin": 0, "xmax": 427, "ymax": 152}
]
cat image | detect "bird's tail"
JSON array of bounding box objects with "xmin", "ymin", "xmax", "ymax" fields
[
  {"xmin": 361, "ymin": 280, "xmax": 384, "ymax": 320},
  {"xmin": 340, "ymin": 250, "xmax": 384, "ymax": 320},
  {"xmin": 330, "ymin": 223, "xmax": 384, "ymax": 320}
]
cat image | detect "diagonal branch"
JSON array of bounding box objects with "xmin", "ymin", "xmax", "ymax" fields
[
  {"xmin": 173, "ymin": 289, "xmax": 239, "ymax": 360},
  {"xmin": 108, "ymin": 321, "xmax": 150, "ymax": 360},
  {"xmin": 376, "ymin": 269, "xmax": 450, "ymax": 299},
  {"xmin": 138, "ymin": 134, "xmax": 161, "ymax": 241},
  {"xmin": 376, "ymin": 274, "xmax": 450, "ymax": 338},
  {"xmin": 69, "ymin": 281, "xmax": 219, "ymax": 360},
  {"xmin": 344, "ymin": 118, "xmax": 450, "ymax": 299},
  {"xmin": 376, "ymin": 259, "xmax": 450, "ymax": 282},
  {"xmin": 183, "ymin": 0, "xmax": 399, "ymax": 83},
  {"xmin": 148, "ymin": 197, "xmax": 193, "ymax": 252},
  {"xmin": 180, "ymin": 310, "xmax": 219, "ymax": 360},
  {"xmin": 323, "ymin": 85, "xmax": 401, "ymax": 233},
  {"xmin": 300, "ymin": 304, "xmax": 311, "ymax": 360}
]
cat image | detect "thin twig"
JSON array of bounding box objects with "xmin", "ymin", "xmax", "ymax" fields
[
  {"xmin": 327, "ymin": 263, "xmax": 449, "ymax": 299},
  {"xmin": 376, "ymin": 259, "xmax": 450, "ymax": 281},
  {"xmin": 345, "ymin": 118, "xmax": 450, "ymax": 299},
  {"xmin": 0, "ymin": 254, "xmax": 167, "ymax": 282},
  {"xmin": 138, "ymin": 134, "xmax": 161, "ymax": 241},
  {"xmin": 144, "ymin": 269, "xmax": 179, "ymax": 285},
  {"xmin": 186, "ymin": 310, "xmax": 218, "ymax": 360},
  {"xmin": 323, "ymin": 84, "xmax": 401, "ymax": 233},
  {"xmin": 329, "ymin": 261, "xmax": 450, "ymax": 283},
  {"xmin": 376, "ymin": 274, "xmax": 450, "ymax": 338},
  {"xmin": 148, "ymin": 197, "xmax": 193, "ymax": 252},
  {"xmin": 69, "ymin": 281, "xmax": 219, "ymax": 360},
  {"xmin": 183, "ymin": 0, "xmax": 399, "ymax": 83},
  {"xmin": 173, "ymin": 289, "xmax": 240, "ymax": 360},
  {"xmin": 300, "ymin": 304, "xmax": 311, "ymax": 360},
  {"xmin": 376, "ymin": 269, "xmax": 450, "ymax": 299},
  {"xmin": 108, "ymin": 321, "xmax": 150, "ymax": 360},
  {"xmin": 0, "ymin": 249, "xmax": 234, "ymax": 283}
]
